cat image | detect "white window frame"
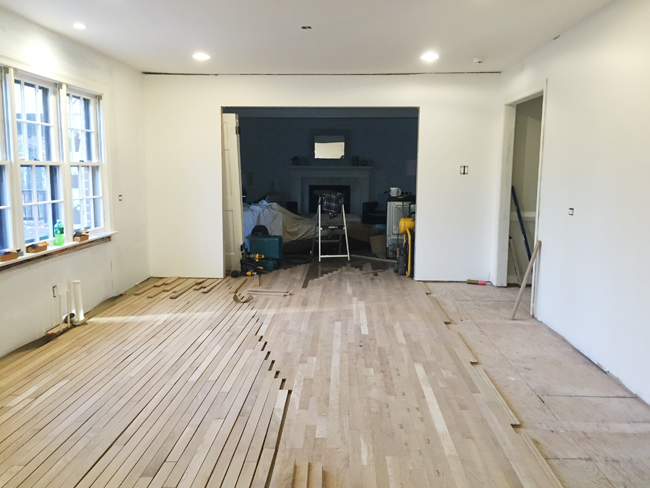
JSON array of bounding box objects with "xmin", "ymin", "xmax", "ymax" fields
[
  {"xmin": 19, "ymin": 163, "xmax": 64, "ymax": 244},
  {"xmin": 11, "ymin": 71, "xmax": 62, "ymax": 247},
  {"xmin": 0, "ymin": 66, "xmax": 109, "ymax": 253},
  {"xmin": 64, "ymin": 86, "xmax": 107, "ymax": 234},
  {"xmin": 0, "ymin": 68, "xmax": 13, "ymax": 250},
  {"xmin": 69, "ymin": 164, "xmax": 104, "ymax": 231},
  {"xmin": 14, "ymin": 77, "xmax": 58, "ymax": 163},
  {"xmin": 0, "ymin": 163, "xmax": 11, "ymax": 250}
]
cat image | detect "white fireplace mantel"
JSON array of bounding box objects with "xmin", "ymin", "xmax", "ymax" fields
[{"xmin": 289, "ymin": 166, "xmax": 372, "ymax": 215}]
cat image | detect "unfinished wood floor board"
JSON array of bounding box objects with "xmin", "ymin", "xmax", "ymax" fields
[
  {"xmin": 9, "ymin": 296, "xmax": 235, "ymax": 488},
  {"xmin": 0, "ymin": 278, "xmax": 278, "ymax": 488},
  {"xmin": 82, "ymin": 319, "xmax": 263, "ymax": 486},
  {"xmin": 3, "ymin": 267, "xmax": 649, "ymax": 487},
  {"xmin": 263, "ymin": 267, "xmax": 566, "ymax": 488}
]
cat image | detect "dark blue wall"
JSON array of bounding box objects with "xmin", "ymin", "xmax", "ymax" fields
[{"xmin": 237, "ymin": 116, "xmax": 418, "ymax": 210}]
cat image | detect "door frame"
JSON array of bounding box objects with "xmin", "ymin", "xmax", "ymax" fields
[
  {"xmin": 221, "ymin": 112, "xmax": 244, "ymax": 277},
  {"xmin": 495, "ymin": 81, "xmax": 548, "ymax": 317}
]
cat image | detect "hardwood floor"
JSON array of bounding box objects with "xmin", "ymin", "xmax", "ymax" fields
[
  {"xmin": 0, "ymin": 263, "xmax": 648, "ymax": 487},
  {"xmin": 425, "ymin": 281, "xmax": 650, "ymax": 488}
]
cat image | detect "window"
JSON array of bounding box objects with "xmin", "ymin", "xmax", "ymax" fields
[
  {"xmin": 1, "ymin": 70, "xmax": 12, "ymax": 250},
  {"xmin": 14, "ymin": 79, "xmax": 54, "ymax": 162},
  {"xmin": 14, "ymin": 75, "xmax": 64, "ymax": 244},
  {"xmin": 67, "ymin": 93, "xmax": 95, "ymax": 163},
  {"xmin": 0, "ymin": 165, "xmax": 11, "ymax": 250},
  {"xmin": 71, "ymin": 165, "xmax": 102, "ymax": 230},
  {"xmin": 0, "ymin": 67, "xmax": 108, "ymax": 254},
  {"xmin": 20, "ymin": 165, "xmax": 63, "ymax": 243},
  {"xmin": 67, "ymin": 89, "xmax": 104, "ymax": 231}
]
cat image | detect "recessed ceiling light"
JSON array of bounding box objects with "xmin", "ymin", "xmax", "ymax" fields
[
  {"xmin": 421, "ymin": 51, "xmax": 439, "ymax": 62},
  {"xmin": 192, "ymin": 52, "xmax": 211, "ymax": 61},
  {"xmin": 73, "ymin": 22, "xmax": 87, "ymax": 30}
]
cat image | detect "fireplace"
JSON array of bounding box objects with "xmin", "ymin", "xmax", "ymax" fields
[
  {"xmin": 308, "ymin": 185, "xmax": 351, "ymax": 214},
  {"xmin": 288, "ymin": 166, "xmax": 372, "ymax": 215}
]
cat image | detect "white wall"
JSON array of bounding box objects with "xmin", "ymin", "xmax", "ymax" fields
[
  {"xmin": 0, "ymin": 9, "xmax": 149, "ymax": 358},
  {"xmin": 144, "ymin": 74, "xmax": 503, "ymax": 280},
  {"xmin": 501, "ymin": 0, "xmax": 650, "ymax": 402}
]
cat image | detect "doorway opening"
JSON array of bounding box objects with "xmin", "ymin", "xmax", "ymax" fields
[
  {"xmin": 221, "ymin": 107, "xmax": 420, "ymax": 274},
  {"xmin": 496, "ymin": 92, "xmax": 545, "ymax": 315},
  {"xmin": 508, "ymin": 96, "xmax": 543, "ymax": 286}
]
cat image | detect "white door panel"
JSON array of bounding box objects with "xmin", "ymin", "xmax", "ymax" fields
[{"xmin": 222, "ymin": 113, "xmax": 244, "ymax": 274}]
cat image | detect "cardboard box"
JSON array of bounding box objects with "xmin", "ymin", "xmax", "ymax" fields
[
  {"xmin": 27, "ymin": 241, "xmax": 48, "ymax": 253},
  {"xmin": 0, "ymin": 248, "xmax": 19, "ymax": 262},
  {"xmin": 74, "ymin": 229, "xmax": 90, "ymax": 242}
]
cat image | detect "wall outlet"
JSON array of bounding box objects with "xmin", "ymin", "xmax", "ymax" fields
[
  {"xmin": 118, "ymin": 194, "xmax": 123, "ymax": 202},
  {"xmin": 52, "ymin": 285, "xmax": 58, "ymax": 297},
  {"xmin": 568, "ymin": 208, "xmax": 574, "ymax": 216},
  {"xmin": 460, "ymin": 165, "xmax": 469, "ymax": 175}
]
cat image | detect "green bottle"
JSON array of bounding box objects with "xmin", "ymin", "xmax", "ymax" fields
[{"xmin": 53, "ymin": 220, "xmax": 64, "ymax": 246}]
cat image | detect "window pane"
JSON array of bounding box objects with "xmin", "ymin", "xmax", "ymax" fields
[
  {"xmin": 27, "ymin": 122, "xmax": 39, "ymax": 160},
  {"xmin": 69, "ymin": 95, "xmax": 81, "ymax": 129},
  {"xmin": 0, "ymin": 208, "xmax": 11, "ymax": 250},
  {"xmin": 17, "ymin": 122, "xmax": 26, "ymax": 159},
  {"xmin": 41, "ymin": 125, "xmax": 52, "ymax": 161},
  {"xmin": 36, "ymin": 165, "xmax": 48, "ymax": 202},
  {"xmin": 81, "ymin": 166, "xmax": 91, "ymax": 198},
  {"xmin": 93, "ymin": 198, "xmax": 103, "ymax": 228},
  {"xmin": 85, "ymin": 130, "xmax": 93, "ymax": 161},
  {"xmin": 71, "ymin": 166, "xmax": 80, "ymax": 199},
  {"xmin": 0, "ymin": 166, "xmax": 9, "ymax": 207},
  {"xmin": 14, "ymin": 81, "xmax": 23, "ymax": 120},
  {"xmin": 52, "ymin": 202, "xmax": 63, "ymax": 231},
  {"xmin": 39, "ymin": 86, "xmax": 50, "ymax": 124},
  {"xmin": 50, "ymin": 166, "xmax": 61, "ymax": 201},
  {"xmin": 24, "ymin": 83, "xmax": 37, "ymax": 122},
  {"xmin": 72, "ymin": 199, "xmax": 81, "ymax": 230},
  {"xmin": 81, "ymin": 199, "xmax": 92, "ymax": 229},
  {"xmin": 69, "ymin": 129, "xmax": 88, "ymax": 162},
  {"xmin": 84, "ymin": 98, "xmax": 92, "ymax": 131},
  {"xmin": 37, "ymin": 203, "xmax": 51, "ymax": 240},
  {"xmin": 23, "ymin": 205, "xmax": 36, "ymax": 244},
  {"xmin": 21, "ymin": 165, "xmax": 34, "ymax": 204},
  {"xmin": 92, "ymin": 167, "xmax": 101, "ymax": 196}
]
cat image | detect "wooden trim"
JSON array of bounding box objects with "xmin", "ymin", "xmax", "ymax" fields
[
  {"xmin": 511, "ymin": 239, "xmax": 541, "ymax": 319},
  {"xmin": 0, "ymin": 233, "xmax": 112, "ymax": 273}
]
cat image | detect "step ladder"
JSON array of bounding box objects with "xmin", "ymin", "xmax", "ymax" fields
[{"xmin": 311, "ymin": 193, "xmax": 350, "ymax": 262}]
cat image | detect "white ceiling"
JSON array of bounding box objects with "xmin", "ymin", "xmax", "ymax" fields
[{"xmin": 0, "ymin": 0, "xmax": 614, "ymax": 74}]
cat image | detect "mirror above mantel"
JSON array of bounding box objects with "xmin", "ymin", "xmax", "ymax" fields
[{"xmin": 310, "ymin": 129, "xmax": 350, "ymax": 161}]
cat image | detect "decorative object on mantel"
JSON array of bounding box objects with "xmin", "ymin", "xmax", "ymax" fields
[
  {"xmin": 0, "ymin": 248, "xmax": 20, "ymax": 262},
  {"xmin": 359, "ymin": 158, "xmax": 372, "ymax": 167},
  {"xmin": 291, "ymin": 156, "xmax": 300, "ymax": 166},
  {"xmin": 74, "ymin": 229, "xmax": 90, "ymax": 242},
  {"xmin": 27, "ymin": 241, "xmax": 48, "ymax": 253},
  {"xmin": 350, "ymin": 155, "xmax": 360, "ymax": 166}
]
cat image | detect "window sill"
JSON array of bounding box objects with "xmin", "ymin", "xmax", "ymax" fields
[{"xmin": 0, "ymin": 231, "xmax": 116, "ymax": 273}]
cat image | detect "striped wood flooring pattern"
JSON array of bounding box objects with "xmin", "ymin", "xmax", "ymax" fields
[{"xmin": 0, "ymin": 264, "xmax": 563, "ymax": 487}]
